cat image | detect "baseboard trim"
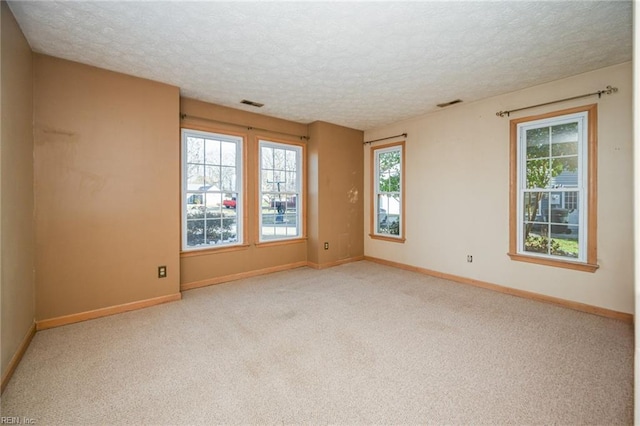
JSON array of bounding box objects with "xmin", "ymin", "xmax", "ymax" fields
[
  {"xmin": 1, "ymin": 321, "xmax": 36, "ymax": 394},
  {"xmin": 36, "ymin": 293, "xmax": 182, "ymax": 331},
  {"xmin": 181, "ymin": 261, "xmax": 308, "ymax": 291},
  {"xmin": 364, "ymin": 256, "xmax": 633, "ymax": 323},
  {"xmin": 307, "ymin": 256, "xmax": 365, "ymax": 270}
]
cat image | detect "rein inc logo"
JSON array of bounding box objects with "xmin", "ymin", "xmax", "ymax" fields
[{"xmin": 1, "ymin": 418, "xmax": 36, "ymax": 425}]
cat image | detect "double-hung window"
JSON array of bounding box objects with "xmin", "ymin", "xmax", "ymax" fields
[
  {"xmin": 509, "ymin": 104, "xmax": 597, "ymax": 271},
  {"xmin": 371, "ymin": 142, "xmax": 405, "ymax": 242},
  {"xmin": 182, "ymin": 129, "xmax": 243, "ymax": 251},
  {"xmin": 259, "ymin": 140, "xmax": 303, "ymax": 242}
]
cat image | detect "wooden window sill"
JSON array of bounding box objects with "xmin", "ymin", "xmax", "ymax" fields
[
  {"xmin": 369, "ymin": 234, "xmax": 406, "ymax": 243},
  {"xmin": 508, "ymin": 252, "xmax": 599, "ymax": 273},
  {"xmin": 181, "ymin": 244, "xmax": 250, "ymax": 257},
  {"xmin": 255, "ymin": 237, "xmax": 307, "ymax": 248}
]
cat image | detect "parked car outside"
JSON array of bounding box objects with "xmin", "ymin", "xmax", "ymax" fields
[{"xmin": 223, "ymin": 197, "xmax": 236, "ymax": 209}]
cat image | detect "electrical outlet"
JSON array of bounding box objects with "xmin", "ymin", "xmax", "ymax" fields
[
  {"xmin": 324, "ymin": 242, "xmax": 329, "ymax": 250},
  {"xmin": 158, "ymin": 266, "xmax": 167, "ymax": 278},
  {"xmin": 467, "ymin": 255, "xmax": 473, "ymax": 263}
]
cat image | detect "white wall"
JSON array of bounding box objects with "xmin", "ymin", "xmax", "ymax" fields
[{"xmin": 365, "ymin": 62, "xmax": 633, "ymax": 314}]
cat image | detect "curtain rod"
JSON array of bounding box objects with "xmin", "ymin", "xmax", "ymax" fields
[
  {"xmin": 363, "ymin": 133, "xmax": 407, "ymax": 145},
  {"xmin": 180, "ymin": 113, "xmax": 310, "ymax": 141},
  {"xmin": 496, "ymin": 85, "xmax": 618, "ymax": 118}
]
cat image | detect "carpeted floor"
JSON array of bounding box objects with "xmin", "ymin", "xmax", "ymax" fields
[{"xmin": 1, "ymin": 261, "xmax": 633, "ymax": 424}]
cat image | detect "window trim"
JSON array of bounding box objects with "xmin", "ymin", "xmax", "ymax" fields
[
  {"xmin": 256, "ymin": 137, "xmax": 306, "ymax": 245},
  {"xmin": 508, "ymin": 104, "xmax": 598, "ymax": 272},
  {"xmin": 369, "ymin": 141, "xmax": 406, "ymax": 243},
  {"xmin": 181, "ymin": 127, "xmax": 247, "ymax": 252}
]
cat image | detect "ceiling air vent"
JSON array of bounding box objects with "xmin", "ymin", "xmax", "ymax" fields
[
  {"xmin": 437, "ymin": 99, "xmax": 462, "ymax": 108},
  {"xmin": 241, "ymin": 99, "xmax": 264, "ymax": 108}
]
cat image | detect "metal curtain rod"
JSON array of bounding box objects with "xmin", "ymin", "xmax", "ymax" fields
[
  {"xmin": 363, "ymin": 133, "xmax": 408, "ymax": 145},
  {"xmin": 180, "ymin": 113, "xmax": 310, "ymax": 140},
  {"xmin": 495, "ymin": 85, "xmax": 618, "ymax": 118}
]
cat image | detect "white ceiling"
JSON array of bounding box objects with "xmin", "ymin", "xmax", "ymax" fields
[{"xmin": 8, "ymin": 1, "xmax": 632, "ymax": 131}]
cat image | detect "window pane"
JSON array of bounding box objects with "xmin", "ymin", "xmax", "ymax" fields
[
  {"xmin": 260, "ymin": 196, "xmax": 298, "ymax": 240},
  {"xmin": 186, "ymin": 219, "xmax": 205, "ymax": 246},
  {"xmin": 222, "ymin": 193, "xmax": 237, "ymax": 209},
  {"xmin": 205, "ymin": 213, "xmax": 237, "ymax": 245},
  {"xmin": 549, "ymin": 195, "xmax": 569, "ymax": 231},
  {"xmin": 204, "ymin": 192, "xmax": 222, "ymax": 216},
  {"xmin": 285, "ymin": 171, "xmax": 297, "ymax": 192},
  {"xmin": 526, "ymin": 127, "xmax": 550, "ymax": 159},
  {"xmin": 262, "ymin": 146, "xmax": 273, "ymax": 169},
  {"xmin": 286, "ymin": 150, "xmax": 297, "ymax": 171},
  {"xmin": 550, "ymin": 191, "xmax": 580, "ymax": 259},
  {"xmin": 220, "ymin": 166, "xmax": 236, "ymax": 191},
  {"xmin": 523, "ymin": 191, "xmax": 549, "ymax": 244},
  {"xmin": 205, "ymin": 216, "xmax": 222, "ymax": 244},
  {"xmin": 221, "ymin": 141, "xmax": 236, "ymax": 166},
  {"xmin": 262, "ymin": 170, "xmax": 274, "ymax": 192},
  {"xmin": 377, "ymin": 194, "xmax": 400, "ymax": 235},
  {"xmin": 551, "ymin": 228, "xmax": 579, "ymax": 259},
  {"xmin": 523, "ymin": 224, "xmax": 549, "ymax": 255},
  {"xmin": 205, "ymin": 138, "xmax": 221, "ymax": 165},
  {"xmin": 186, "ymin": 193, "xmax": 203, "ymax": 206},
  {"xmin": 526, "ymin": 158, "xmax": 552, "ymax": 189},
  {"xmin": 187, "ymin": 164, "xmax": 205, "ymax": 187},
  {"xmin": 378, "ymin": 165, "xmax": 387, "ymax": 192},
  {"xmin": 378, "ymin": 150, "xmax": 401, "ymax": 193},
  {"xmin": 205, "ymin": 165, "xmax": 220, "ymax": 190},
  {"xmin": 377, "ymin": 195, "xmax": 388, "ymax": 234},
  {"xmin": 273, "ymin": 149, "xmax": 286, "ymax": 170},
  {"xmin": 379, "ymin": 167, "xmax": 399, "ymax": 193},
  {"xmin": 526, "ymin": 123, "xmax": 580, "ymax": 190},
  {"xmin": 551, "ymin": 167, "xmax": 578, "ymax": 188},
  {"xmin": 551, "ymin": 123, "xmax": 578, "ymax": 150},
  {"xmin": 523, "ymin": 192, "xmax": 539, "ymax": 222},
  {"xmin": 522, "ymin": 192, "xmax": 549, "ymax": 224},
  {"xmin": 551, "ymin": 154, "xmax": 578, "ymax": 182},
  {"xmin": 187, "ymin": 137, "xmax": 204, "ymax": 163}
]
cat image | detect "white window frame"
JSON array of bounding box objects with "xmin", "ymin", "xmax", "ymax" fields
[
  {"xmin": 509, "ymin": 104, "xmax": 598, "ymax": 272},
  {"xmin": 370, "ymin": 142, "xmax": 405, "ymax": 242},
  {"xmin": 258, "ymin": 140, "xmax": 303, "ymax": 243},
  {"xmin": 181, "ymin": 129, "xmax": 243, "ymax": 251},
  {"xmin": 516, "ymin": 112, "xmax": 588, "ymax": 262}
]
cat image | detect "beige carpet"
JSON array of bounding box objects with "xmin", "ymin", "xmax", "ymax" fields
[{"xmin": 1, "ymin": 261, "xmax": 633, "ymax": 424}]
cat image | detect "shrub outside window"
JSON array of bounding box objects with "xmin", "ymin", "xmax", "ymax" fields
[{"xmin": 182, "ymin": 129, "xmax": 243, "ymax": 251}]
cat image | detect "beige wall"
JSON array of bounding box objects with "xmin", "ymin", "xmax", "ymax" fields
[
  {"xmin": 1, "ymin": 1, "xmax": 36, "ymax": 379},
  {"xmin": 179, "ymin": 98, "xmax": 308, "ymax": 287},
  {"xmin": 33, "ymin": 55, "xmax": 181, "ymax": 320},
  {"xmin": 364, "ymin": 62, "xmax": 634, "ymax": 314},
  {"xmin": 633, "ymin": 0, "xmax": 639, "ymax": 417},
  {"xmin": 308, "ymin": 121, "xmax": 364, "ymax": 266}
]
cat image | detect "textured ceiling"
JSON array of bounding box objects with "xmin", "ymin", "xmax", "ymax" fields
[{"xmin": 8, "ymin": 1, "xmax": 632, "ymax": 130}]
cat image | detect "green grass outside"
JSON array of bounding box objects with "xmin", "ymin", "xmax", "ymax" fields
[{"xmin": 553, "ymin": 237, "xmax": 579, "ymax": 256}]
